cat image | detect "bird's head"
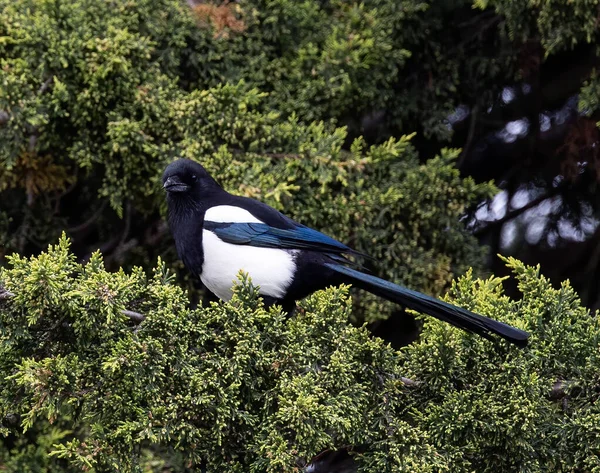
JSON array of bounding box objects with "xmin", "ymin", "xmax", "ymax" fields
[{"xmin": 162, "ymin": 159, "xmax": 221, "ymax": 201}]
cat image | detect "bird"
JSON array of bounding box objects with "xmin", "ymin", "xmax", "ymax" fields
[{"xmin": 162, "ymin": 158, "xmax": 529, "ymax": 347}]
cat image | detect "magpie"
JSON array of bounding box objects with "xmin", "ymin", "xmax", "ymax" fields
[{"xmin": 162, "ymin": 158, "xmax": 529, "ymax": 347}]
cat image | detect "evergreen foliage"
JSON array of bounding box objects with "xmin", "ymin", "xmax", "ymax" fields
[
  {"xmin": 3, "ymin": 0, "xmax": 600, "ymax": 470},
  {"xmin": 476, "ymin": 0, "xmax": 600, "ymax": 54},
  {"xmin": 1, "ymin": 237, "xmax": 599, "ymax": 472},
  {"xmin": 0, "ymin": 0, "xmax": 495, "ymax": 310}
]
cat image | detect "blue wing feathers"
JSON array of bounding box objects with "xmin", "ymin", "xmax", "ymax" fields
[{"xmin": 204, "ymin": 221, "xmax": 360, "ymax": 255}]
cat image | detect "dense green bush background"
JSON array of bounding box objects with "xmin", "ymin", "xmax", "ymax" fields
[
  {"xmin": 0, "ymin": 0, "xmax": 498, "ymax": 319},
  {"xmin": 2, "ymin": 0, "xmax": 600, "ymax": 471},
  {"xmin": 1, "ymin": 238, "xmax": 599, "ymax": 472}
]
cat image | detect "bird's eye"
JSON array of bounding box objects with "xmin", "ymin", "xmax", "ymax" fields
[{"xmin": 191, "ymin": 174, "xmax": 197, "ymax": 182}]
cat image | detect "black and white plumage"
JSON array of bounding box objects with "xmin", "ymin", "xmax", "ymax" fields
[{"xmin": 163, "ymin": 158, "xmax": 529, "ymax": 347}]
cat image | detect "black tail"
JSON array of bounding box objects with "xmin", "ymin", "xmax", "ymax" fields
[{"xmin": 325, "ymin": 263, "xmax": 529, "ymax": 347}]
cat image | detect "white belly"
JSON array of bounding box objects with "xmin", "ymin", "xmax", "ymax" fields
[{"xmin": 200, "ymin": 230, "xmax": 296, "ymax": 301}]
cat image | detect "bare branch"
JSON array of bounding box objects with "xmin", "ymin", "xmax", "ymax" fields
[
  {"xmin": 458, "ymin": 103, "xmax": 479, "ymax": 169},
  {"xmin": 144, "ymin": 220, "xmax": 170, "ymax": 247},
  {"xmin": 28, "ymin": 132, "xmax": 38, "ymax": 153},
  {"xmin": 68, "ymin": 201, "xmax": 108, "ymax": 233},
  {"xmin": 38, "ymin": 76, "xmax": 53, "ymax": 94},
  {"xmin": 121, "ymin": 309, "xmax": 145, "ymax": 323},
  {"xmin": 400, "ymin": 377, "xmax": 419, "ymax": 387},
  {"xmin": 82, "ymin": 201, "xmax": 132, "ymax": 264},
  {"xmin": 0, "ymin": 287, "xmax": 15, "ymax": 300},
  {"xmin": 473, "ymin": 183, "xmax": 565, "ymax": 237}
]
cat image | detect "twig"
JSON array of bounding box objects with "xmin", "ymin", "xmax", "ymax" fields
[
  {"xmin": 17, "ymin": 213, "xmax": 30, "ymax": 254},
  {"xmin": 28, "ymin": 128, "xmax": 39, "ymax": 154},
  {"xmin": 458, "ymin": 103, "xmax": 479, "ymax": 169},
  {"xmin": 231, "ymin": 149, "xmax": 302, "ymax": 160},
  {"xmin": 457, "ymin": 10, "xmax": 497, "ymax": 28},
  {"xmin": 68, "ymin": 201, "xmax": 108, "ymax": 233},
  {"xmin": 144, "ymin": 220, "xmax": 170, "ymax": 247},
  {"xmin": 38, "ymin": 76, "xmax": 53, "ymax": 94},
  {"xmin": 400, "ymin": 377, "xmax": 419, "ymax": 387},
  {"xmin": 82, "ymin": 201, "xmax": 131, "ymax": 264},
  {"xmin": 3, "ymin": 283, "xmax": 145, "ymax": 323},
  {"xmin": 113, "ymin": 238, "xmax": 139, "ymax": 265},
  {"xmin": 264, "ymin": 152, "xmax": 302, "ymax": 160},
  {"xmin": 0, "ymin": 287, "xmax": 14, "ymax": 300},
  {"xmin": 121, "ymin": 309, "xmax": 145, "ymax": 323},
  {"xmin": 118, "ymin": 201, "xmax": 132, "ymax": 248},
  {"xmin": 104, "ymin": 202, "xmax": 133, "ymax": 266}
]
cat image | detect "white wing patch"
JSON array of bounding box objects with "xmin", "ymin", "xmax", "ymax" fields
[
  {"xmin": 200, "ymin": 230, "xmax": 297, "ymax": 301},
  {"xmin": 204, "ymin": 205, "xmax": 263, "ymax": 223}
]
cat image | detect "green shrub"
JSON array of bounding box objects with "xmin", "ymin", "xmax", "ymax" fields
[
  {"xmin": 0, "ymin": 0, "xmax": 494, "ymax": 311},
  {"xmin": 1, "ymin": 237, "xmax": 599, "ymax": 472},
  {"xmin": 3, "ymin": 1, "xmax": 600, "ymax": 470}
]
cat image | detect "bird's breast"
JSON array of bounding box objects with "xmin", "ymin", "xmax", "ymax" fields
[
  {"xmin": 173, "ymin": 219, "xmax": 205, "ymax": 279},
  {"xmin": 200, "ymin": 229, "xmax": 297, "ymax": 301}
]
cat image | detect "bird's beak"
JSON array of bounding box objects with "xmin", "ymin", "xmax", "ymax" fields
[{"xmin": 163, "ymin": 176, "xmax": 190, "ymax": 193}]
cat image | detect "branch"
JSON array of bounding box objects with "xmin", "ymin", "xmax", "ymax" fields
[
  {"xmin": 2, "ymin": 285, "xmax": 144, "ymax": 323},
  {"xmin": 0, "ymin": 286, "xmax": 14, "ymax": 300},
  {"xmin": 457, "ymin": 9, "xmax": 498, "ymax": 28},
  {"xmin": 231, "ymin": 149, "xmax": 302, "ymax": 160},
  {"xmin": 400, "ymin": 377, "xmax": 419, "ymax": 387},
  {"xmin": 473, "ymin": 183, "xmax": 565, "ymax": 237},
  {"xmin": 144, "ymin": 220, "xmax": 170, "ymax": 247},
  {"xmin": 28, "ymin": 131, "xmax": 38, "ymax": 154},
  {"xmin": 264, "ymin": 152, "xmax": 302, "ymax": 160},
  {"xmin": 68, "ymin": 201, "xmax": 108, "ymax": 233},
  {"xmin": 38, "ymin": 76, "xmax": 53, "ymax": 94},
  {"xmin": 458, "ymin": 103, "xmax": 479, "ymax": 169},
  {"xmin": 0, "ymin": 110, "xmax": 9, "ymax": 126},
  {"xmin": 121, "ymin": 309, "xmax": 145, "ymax": 323},
  {"xmin": 82, "ymin": 201, "xmax": 131, "ymax": 264},
  {"xmin": 393, "ymin": 375, "xmax": 573, "ymax": 403}
]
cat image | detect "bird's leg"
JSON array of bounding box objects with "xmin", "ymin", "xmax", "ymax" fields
[
  {"xmin": 261, "ymin": 295, "xmax": 279, "ymax": 308},
  {"xmin": 261, "ymin": 295, "xmax": 296, "ymax": 316}
]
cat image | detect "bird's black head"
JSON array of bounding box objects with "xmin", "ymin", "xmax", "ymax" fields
[{"xmin": 162, "ymin": 159, "xmax": 221, "ymax": 199}]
